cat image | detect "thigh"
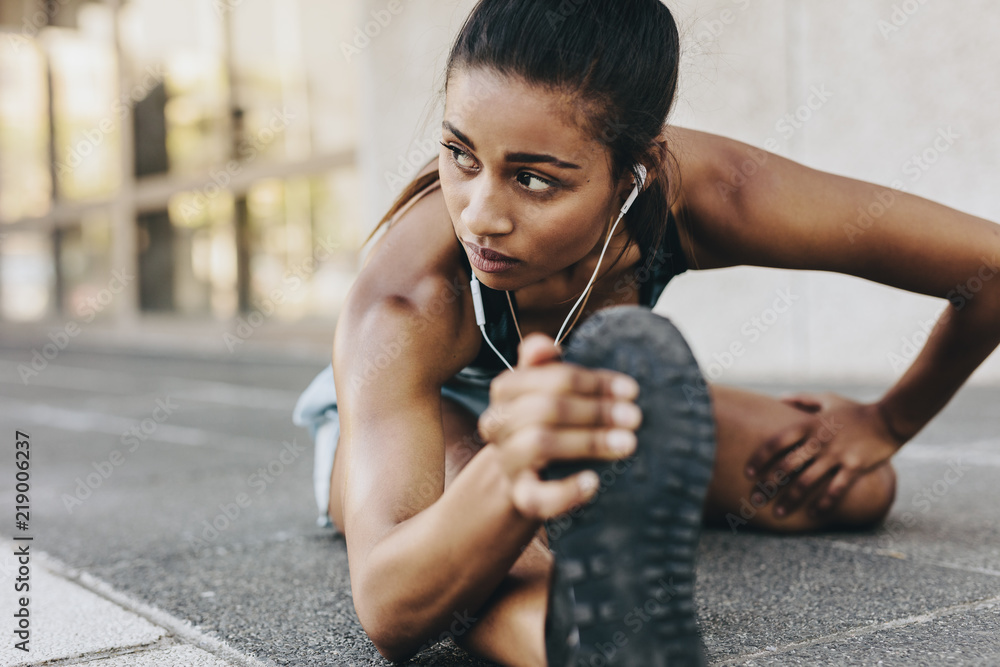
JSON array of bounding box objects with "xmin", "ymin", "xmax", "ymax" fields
[{"xmin": 703, "ymin": 384, "xmax": 897, "ymax": 533}]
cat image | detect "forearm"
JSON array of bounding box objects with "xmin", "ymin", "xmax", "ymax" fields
[
  {"xmin": 879, "ymin": 292, "xmax": 1000, "ymax": 443},
  {"xmin": 353, "ymin": 443, "xmax": 540, "ymax": 660}
]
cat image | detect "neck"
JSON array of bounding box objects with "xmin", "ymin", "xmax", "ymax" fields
[{"xmin": 511, "ymin": 231, "xmax": 643, "ymax": 338}]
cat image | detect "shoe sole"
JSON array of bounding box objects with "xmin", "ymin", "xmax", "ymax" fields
[{"xmin": 543, "ymin": 306, "xmax": 716, "ymax": 667}]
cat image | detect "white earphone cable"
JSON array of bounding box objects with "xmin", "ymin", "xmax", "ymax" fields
[{"xmin": 554, "ymin": 206, "xmax": 626, "ymax": 345}]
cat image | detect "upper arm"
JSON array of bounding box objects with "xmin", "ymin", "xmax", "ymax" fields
[
  {"xmin": 332, "ymin": 184, "xmax": 481, "ymax": 563},
  {"xmin": 669, "ymin": 127, "xmax": 1000, "ymax": 301}
]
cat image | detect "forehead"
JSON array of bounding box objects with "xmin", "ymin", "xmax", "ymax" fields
[{"xmin": 444, "ymin": 67, "xmax": 605, "ymax": 167}]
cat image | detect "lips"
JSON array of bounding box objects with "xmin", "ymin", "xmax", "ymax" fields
[{"xmin": 464, "ymin": 241, "xmax": 520, "ymax": 274}]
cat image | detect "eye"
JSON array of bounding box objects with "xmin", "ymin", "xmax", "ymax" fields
[
  {"xmin": 516, "ymin": 172, "xmax": 554, "ymax": 193},
  {"xmin": 441, "ymin": 142, "xmax": 477, "ymax": 170}
]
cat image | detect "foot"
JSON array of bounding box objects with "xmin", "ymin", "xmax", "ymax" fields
[{"xmin": 543, "ymin": 306, "xmax": 716, "ymax": 667}]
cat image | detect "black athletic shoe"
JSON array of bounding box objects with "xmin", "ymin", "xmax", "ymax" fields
[{"xmin": 542, "ymin": 306, "xmax": 716, "ymax": 667}]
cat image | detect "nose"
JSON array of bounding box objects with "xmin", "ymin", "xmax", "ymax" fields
[{"xmin": 461, "ymin": 177, "xmax": 514, "ymax": 238}]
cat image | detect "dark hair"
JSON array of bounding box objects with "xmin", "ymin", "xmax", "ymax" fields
[{"xmin": 373, "ymin": 0, "xmax": 681, "ymax": 267}]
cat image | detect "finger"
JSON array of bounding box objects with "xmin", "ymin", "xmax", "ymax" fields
[
  {"xmin": 491, "ymin": 363, "xmax": 638, "ymax": 405},
  {"xmin": 769, "ymin": 436, "xmax": 820, "ymax": 482},
  {"xmin": 517, "ymin": 333, "xmax": 563, "ymax": 368},
  {"xmin": 484, "ymin": 394, "xmax": 642, "ymax": 444},
  {"xmin": 779, "ymin": 393, "xmax": 823, "ymax": 414},
  {"xmin": 745, "ymin": 424, "xmax": 809, "ymax": 479},
  {"xmin": 774, "ymin": 461, "xmax": 836, "ymax": 517},
  {"xmin": 511, "ymin": 469, "xmax": 600, "ymax": 520},
  {"xmin": 813, "ymin": 468, "xmax": 855, "ymax": 515},
  {"xmin": 503, "ymin": 425, "xmax": 637, "ymax": 470}
]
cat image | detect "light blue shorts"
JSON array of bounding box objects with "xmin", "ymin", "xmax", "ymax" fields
[{"xmin": 292, "ymin": 364, "xmax": 492, "ymax": 526}]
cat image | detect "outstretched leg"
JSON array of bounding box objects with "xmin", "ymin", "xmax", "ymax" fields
[{"xmin": 453, "ymin": 385, "xmax": 899, "ymax": 666}]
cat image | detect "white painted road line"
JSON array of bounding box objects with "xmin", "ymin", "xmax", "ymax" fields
[
  {"xmin": 0, "ymin": 399, "xmax": 283, "ymax": 451},
  {"xmin": 0, "ymin": 360, "xmax": 303, "ymax": 411}
]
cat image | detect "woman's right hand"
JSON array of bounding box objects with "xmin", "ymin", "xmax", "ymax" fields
[{"xmin": 478, "ymin": 333, "xmax": 642, "ymax": 521}]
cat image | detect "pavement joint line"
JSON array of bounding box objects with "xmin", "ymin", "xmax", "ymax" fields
[
  {"xmin": 717, "ymin": 592, "xmax": 1000, "ymax": 665},
  {"xmin": 823, "ymin": 539, "xmax": 1000, "ymax": 578},
  {"xmin": 21, "ymin": 636, "xmax": 180, "ymax": 666},
  {"xmin": 0, "ymin": 399, "xmax": 283, "ymax": 452},
  {"xmin": 33, "ymin": 547, "xmax": 279, "ymax": 667}
]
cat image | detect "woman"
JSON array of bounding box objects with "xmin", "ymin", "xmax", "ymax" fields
[{"xmin": 293, "ymin": 1, "xmax": 1000, "ymax": 665}]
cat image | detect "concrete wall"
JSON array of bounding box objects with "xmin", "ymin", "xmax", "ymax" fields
[{"xmin": 351, "ymin": 0, "xmax": 1000, "ymax": 385}]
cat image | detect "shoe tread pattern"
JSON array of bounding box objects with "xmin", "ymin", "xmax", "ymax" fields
[{"xmin": 543, "ymin": 307, "xmax": 716, "ymax": 667}]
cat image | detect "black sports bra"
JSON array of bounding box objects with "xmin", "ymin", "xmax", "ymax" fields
[{"xmin": 454, "ymin": 209, "xmax": 689, "ymax": 382}]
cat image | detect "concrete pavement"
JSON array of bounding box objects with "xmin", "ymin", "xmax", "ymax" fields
[{"xmin": 0, "ymin": 343, "xmax": 997, "ymax": 666}]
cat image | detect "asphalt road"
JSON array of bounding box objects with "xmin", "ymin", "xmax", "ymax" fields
[{"xmin": 0, "ymin": 347, "xmax": 998, "ymax": 666}]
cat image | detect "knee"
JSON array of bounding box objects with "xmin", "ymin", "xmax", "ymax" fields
[
  {"xmin": 838, "ymin": 463, "xmax": 897, "ymax": 529},
  {"xmin": 870, "ymin": 463, "xmax": 898, "ymax": 524}
]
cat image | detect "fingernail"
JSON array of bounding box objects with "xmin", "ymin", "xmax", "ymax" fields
[
  {"xmin": 745, "ymin": 466, "xmax": 756, "ymax": 478},
  {"xmin": 608, "ymin": 429, "xmax": 637, "ymax": 454},
  {"xmin": 751, "ymin": 492, "xmax": 765, "ymax": 506},
  {"xmin": 578, "ymin": 470, "xmax": 599, "ymax": 494},
  {"xmin": 611, "ymin": 375, "xmax": 639, "ymax": 399},
  {"xmin": 775, "ymin": 506, "xmax": 786, "ymax": 517},
  {"xmin": 612, "ymin": 402, "xmax": 642, "ymax": 427}
]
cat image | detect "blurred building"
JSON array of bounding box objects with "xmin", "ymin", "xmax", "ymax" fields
[
  {"xmin": 2, "ymin": 0, "xmax": 998, "ymax": 383},
  {"xmin": 0, "ymin": 0, "xmax": 361, "ymax": 328}
]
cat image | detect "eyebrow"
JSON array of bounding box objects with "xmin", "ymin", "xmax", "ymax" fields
[{"xmin": 442, "ymin": 120, "xmax": 582, "ymax": 170}]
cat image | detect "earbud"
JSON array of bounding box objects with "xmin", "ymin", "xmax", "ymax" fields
[{"xmin": 620, "ymin": 164, "xmax": 647, "ymax": 217}]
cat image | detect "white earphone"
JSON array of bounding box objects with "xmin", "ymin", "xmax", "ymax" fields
[{"xmin": 471, "ymin": 164, "xmax": 648, "ymax": 370}]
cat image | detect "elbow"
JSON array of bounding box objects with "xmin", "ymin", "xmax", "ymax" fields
[
  {"xmin": 352, "ymin": 572, "xmax": 428, "ymax": 662},
  {"xmin": 367, "ymin": 626, "xmax": 418, "ymax": 664}
]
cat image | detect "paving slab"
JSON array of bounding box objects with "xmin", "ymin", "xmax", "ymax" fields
[
  {"xmin": 0, "ymin": 539, "xmax": 165, "ymax": 666},
  {"xmin": 76, "ymin": 645, "xmax": 236, "ymax": 666},
  {"xmin": 822, "ymin": 449, "xmax": 1000, "ymax": 576},
  {"xmin": 696, "ymin": 530, "xmax": 1000, "ymax": 660},
  {"xmin": 725, "ymin": 599, "xmax": 1000, "ymax": 666},
  {"xmin": 0, "ymin": 539, "xmax": 251, "ymax": 667}
]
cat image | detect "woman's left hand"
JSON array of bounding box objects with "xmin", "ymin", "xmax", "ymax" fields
[{"xmin": 744, "ymin": 391, "xmax": 907, "ymax": 518}]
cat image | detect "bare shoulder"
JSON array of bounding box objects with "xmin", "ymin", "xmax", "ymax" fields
[
  {"xmin": 661, "ymin": 126, "xmax": 750, "ymax": 270},
  {"xmin": 335, "ymin": 172, "xmax": 480, "ymax": 398}
]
